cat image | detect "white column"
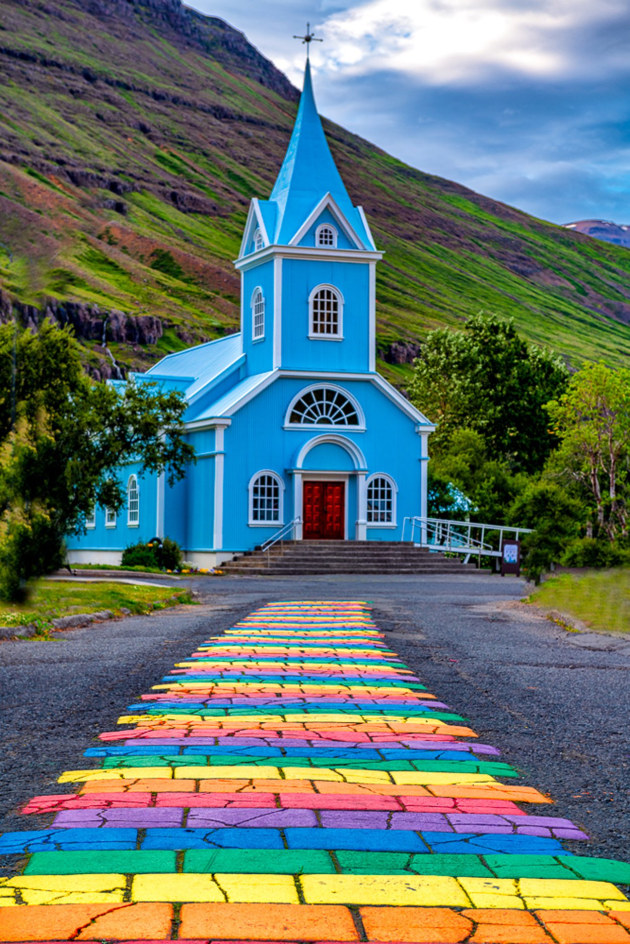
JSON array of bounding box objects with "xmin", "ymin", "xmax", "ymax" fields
[
  {"xmin": 213, "ymin": 424, "xmax": 227, "ymax": 550},
  {"xmin": 294, "ymin": 471, "xmax": 303, "ymax": 540},
  {"xmin": 356, "ymin": 471, "xmax": 367, "ymax": 540}
]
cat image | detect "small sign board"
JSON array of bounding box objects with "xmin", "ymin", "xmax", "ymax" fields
[{"xmin": 501, "ymin": 540, "xmax": 521, "ymax": 577}]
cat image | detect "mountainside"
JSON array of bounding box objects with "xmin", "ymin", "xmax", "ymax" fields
[
  {"xmin": 564, "ymin": 220, "xmax": 630, "ymax": 250},
  {"xmin": 2, "ymin": 0, "xmax": 630, "ymax": 383}
]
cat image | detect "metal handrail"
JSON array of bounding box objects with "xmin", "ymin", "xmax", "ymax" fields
[
  {"xmin": 260, "ymin": 517, "xmax": 303, "ymax": 566},
  {"xmin": 402, "ymin": 516, "xmax": 532, "ymax": 561}
]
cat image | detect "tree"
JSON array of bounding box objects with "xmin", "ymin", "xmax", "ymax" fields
[
  {"xmin": 509, "ymin": 479, "xmax": 583, "ymax": 583},
  {"xmin": 546, "ymin": 362, "xmax": 630, "ymax": 542},
  {"xmin": 0, "ymin": 322, "xmax": 195, "ymax": 601},
  {"xmin": 409, "ymin": 313, "xmax": 569, "ymax": 473}
]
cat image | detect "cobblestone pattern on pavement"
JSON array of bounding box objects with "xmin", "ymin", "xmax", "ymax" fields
[{"xmin": 1, "ymin": 600, "xmax": 630, "ymax": 943}]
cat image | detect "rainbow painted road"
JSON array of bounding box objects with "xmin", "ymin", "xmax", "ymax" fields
[{"xmin": 1, "ymin": 600, "xmax": 630, "ymax": 943}]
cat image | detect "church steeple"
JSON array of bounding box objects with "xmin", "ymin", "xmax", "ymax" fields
[{"xmin": 267, "ymin": 61, "xmax": 375, "ymax": 249}]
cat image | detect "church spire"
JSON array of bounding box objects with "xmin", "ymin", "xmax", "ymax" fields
[{"xmin": 268, "ymin": 59, "xmax": 374, "ymax": 248}]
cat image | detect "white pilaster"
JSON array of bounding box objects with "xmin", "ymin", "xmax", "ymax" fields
[
  {"xmin": 273, "ymin": 255, "xmax": 282, "ymax": 369},
  {"xmin": 213, "ymin": 424, "xmax": 228, "ymax": 550},
  {"xmin": 368, "ymin": 261, "xmax": 376, "ymax": 372},
  {"xmin": 420, "ymin": 431, "xmax": 430, "ymax": 545},
  {"xmin": 356, "ymin": 471, "xmax": 367, "ymax": 540},
  {"xmin": 294, "ymin": 471, "xmax": 303, "ymax": 540},
  {"xmin": 155, "ymin": 472, "xmax": 165, "ymax": 539}
]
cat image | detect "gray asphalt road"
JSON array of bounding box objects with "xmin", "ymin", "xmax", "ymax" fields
[{"xmin": 0, "ymin": 573, "xmax": 628, "ymax": 877}]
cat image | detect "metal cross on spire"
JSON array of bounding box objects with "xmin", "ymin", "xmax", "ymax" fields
[{"xmin": 293, "ymin": 23, "xmax": 323, "ymax": 59}]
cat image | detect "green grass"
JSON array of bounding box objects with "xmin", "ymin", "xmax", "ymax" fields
[
  {"xmin": 529, "ymin": 569, "xmax": 630, "ymax": 634},
  {"xmin": 0, "ymin": 580, "xmax": 193, "ymax": 635}
]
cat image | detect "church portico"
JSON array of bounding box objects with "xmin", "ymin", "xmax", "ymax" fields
[{"xmin": 67, "ymin": 58, "xmax": 435, "ymax": 568}]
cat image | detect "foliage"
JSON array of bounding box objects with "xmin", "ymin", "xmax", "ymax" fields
[
  {"xmin": 121, "ymin": 536, "xmax": 183, "ymax": 571},
  {"xmin": 509, "ymin": 480, "xmax": 583, "ymax": 583},
  {"xmin": 410, "ymin": 313, "xmax": 569, "ymax": 473},
  {"xmin": 0, "ymin": 322, "xmax": 195, "ymax": 601},
  {"xmin": 529, "ymin": 568, "xmax": 630, "ymax": 634},
  {"xmin": 560, "ymin": 537, "xmax": 630, "ymax": 569},
  {"xmin": 546, "ymin": 362, "xmax": 630, "ymax": 542}
]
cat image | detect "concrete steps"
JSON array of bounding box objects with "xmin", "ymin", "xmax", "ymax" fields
[{"xmin": 220, "ymin": 540, "xmax": 478, "ymax": 575}]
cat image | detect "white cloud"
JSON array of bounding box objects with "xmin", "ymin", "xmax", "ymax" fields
[{"xmin": 297, "ymin": 0, "xmax": 630, "ymax": 84}]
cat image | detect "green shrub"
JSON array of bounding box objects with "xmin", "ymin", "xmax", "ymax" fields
[
  {"xmin": 160, "ymin": 536, "xmax": 182, "ymax": 571},
  {"xmin": 121, "ymin": 537, "xmax": 183, "ymax": 571},
  {"xmin": 121, "ymin": 542, "xmax": 160, "ymax": 569}
]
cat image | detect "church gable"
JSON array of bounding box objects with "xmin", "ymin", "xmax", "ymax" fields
[
  {"xmin": 239, "ymin": 199, "xmax": 273, "ymax": 257},
  {"xmin": 289, "ymin": 194, "xmax": 368, "ymax": 250}
]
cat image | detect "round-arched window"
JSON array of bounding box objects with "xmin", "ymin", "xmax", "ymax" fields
[
  {"xmin": 127, "ymin": 475, "xmax": 139, "ymax": 526},
  {"xmin": 252, "ymin": 287, "xmax": 265, "ymax": 340},
  {"xmin": 310, "ymin": 285, "xmax": 343, "ymax": 337},
  {"xmin": 288, "ymin": 386, "xmax": 360, "ymax": 426},
  {"xmin": 316, "ymin": 224, "xmax": 337, "ymax": 248},
  {"xmin": 253, "ymin": 228, "xmax": 264, "ymax": 252},
  {"xmin": 249, "ymin": 471, "xmax": 283, "ymax": 524},
  {"xmin": 367, "ymin": 475, "xmax": 395, "ymax": 524}
]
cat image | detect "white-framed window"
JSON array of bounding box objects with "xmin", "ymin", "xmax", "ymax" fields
[
  {"xmin": 127, "ymin": 474, "xmax": 140, "ymax": 527},
  {"xmin": 85, "ymin": 507, "xmax": 96, "ymax": 529},
  {"xmin": 316, "ymin": 223, "xmax": 337, "ymax": 248},
  {"xmin": 309, "ymin": 284, "xmax": 343, "ymax": 338},
  {"xmin": 367, "ymin": 474, "xmax": 396, "ymax": 525},
  {"xmin": 251, "ymin": 287, "xmax": 265, "ymax": 340},
  {"xmin": 105, "ymin": 507, "xmax": 117, "ymax": 528},
  {"xmin": 286, "ymin": 385, "xmax": 362, "ymax": 427},
  {"xmin": 249, "ymin": 470, "xmax": 284, "ymax": 525},
  {"xmin": 253, "ymin": 228, "xmax": 264, "ymax": 252}
]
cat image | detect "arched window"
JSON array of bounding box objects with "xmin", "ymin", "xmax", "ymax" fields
[
  {"xmin": 105, "ymin": 507, "xmax": 117, "ymax": 528},
  {"xmin": 287, "ymin": 386, "xmax": 361, "ymax": 427},
  {"xmin": 249, "ymin": 471, "xmax": 284, "ymax": 525},
  {"xmin": 251, "ymin": 287, "xmax": 265, "ymax": 340},
  {"xmin": 127, "ymin": 474, "xmax": 140, "ymax": 527},
  {"xmin": 367, "ymin": 475, "xmax": 396, "ymax": 524},
  {"xmin": 309, "ymin": 284, "xmax": 343, "ymax": 338},
  {"xmin": 253, "ymin": 228, "xmax": 264, "ymax": 252},
  {"xmin": 316, "ymin": 224, "xmax": 337, "ymax": 248}
]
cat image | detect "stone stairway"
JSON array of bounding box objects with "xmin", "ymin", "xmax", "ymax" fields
[{"xmin": 220, "ymin": 540, "xmax": 479, "ymax": 575}]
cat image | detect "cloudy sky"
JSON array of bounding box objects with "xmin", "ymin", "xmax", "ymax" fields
[{"xmin": 187, "ymin": 0, "xmax": 630, "ymax": 224}]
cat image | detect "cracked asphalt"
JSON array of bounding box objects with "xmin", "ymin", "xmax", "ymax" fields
[{"xmin": 0, "ymin": 573, "xmax": 628, "ymax": 874}]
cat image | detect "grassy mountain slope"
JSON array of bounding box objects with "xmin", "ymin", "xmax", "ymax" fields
[{"xmin": 1, "ymin": 0, "xmax": 630, "ymax": 383}]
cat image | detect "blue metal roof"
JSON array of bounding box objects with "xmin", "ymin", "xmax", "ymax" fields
[
  {"xmin": 191, "ymin": 371, "xmax": 275, "ymax": 422},
  {"xmin": 265, "ymin": 61, "xmax": 374, "ymax": 249},
  {"xmin": 143, "ymin": 334, "xmax": 244, "ymax": 401}
]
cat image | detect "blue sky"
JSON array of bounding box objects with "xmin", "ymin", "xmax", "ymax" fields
[{"xmin": 187, "ymin": 0, "xmax": 630, "ymax": 224}]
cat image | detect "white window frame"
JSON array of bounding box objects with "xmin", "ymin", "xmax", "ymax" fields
[
  {"xmin": 248, "ymin": 470, "xmax": 284, "ymax": 526},
  {"xmin": 105, "ymin": 507, "xmax": 117, "ymax": 528},
  {"xmin": 308, "ymin": 283, "xmax": 344, "ymax": 340},
  {"xmin": 253, "ymin": 228, "xmax": 264, "ymax": 252},
  {"xmin": 85, "ymin": 507, "xmax": 96, "ymax": 530},
  {"xmin": 366, "ymin": 473, "xmax": 397, "ymax": 527},
  {"xmin": 316, "ymin": 223, "xmax": 338, "ymax": 248},
  {"xmin": 127, "ymin": 474, "xmax": 140, "ymax": 527},
  {"xmin": 284, "ymin": 383, "xmax": 365, "ymax": 430},
  {"xmin": 251, "ymin": 286, "xmax": 265, "ymax": 341}
]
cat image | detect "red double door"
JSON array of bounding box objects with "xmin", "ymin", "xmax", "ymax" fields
[{"xmin": 303, "ymin": 481, "xmax": 345, "ymax": 540}]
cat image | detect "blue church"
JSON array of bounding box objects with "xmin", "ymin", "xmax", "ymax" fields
[{"xmin": 68, "ymin": 62, "xmax": 435, "ymax": 568}]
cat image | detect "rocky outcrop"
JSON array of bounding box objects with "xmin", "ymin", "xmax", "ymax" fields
[
  {"xmin": 0, "ymin": 290, "xmax": 164, "ymax": 378},
  {"xmin": 379, "ymin": 340, "xmax": 423, "ymax": 365}
]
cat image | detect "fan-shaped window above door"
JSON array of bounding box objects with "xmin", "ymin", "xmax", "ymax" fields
[{"xmin": 286, "ymin": 385, "xmax": 363, "ymax": 428}]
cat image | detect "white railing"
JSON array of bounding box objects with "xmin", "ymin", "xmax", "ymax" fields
[
  {"xmin": 402, "ymin": 516, "xmax": 532, "ymax": 563},
  {"xmin": 260, "ymin": 517, "xmax": 303, "ymax": 567}
]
